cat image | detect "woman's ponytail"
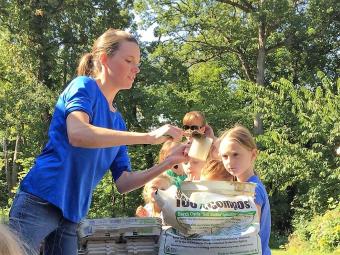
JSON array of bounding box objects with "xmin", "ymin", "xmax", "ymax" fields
[{"xmin": 77, "ymin": 53, "xmax": 93, "ymax": 76}]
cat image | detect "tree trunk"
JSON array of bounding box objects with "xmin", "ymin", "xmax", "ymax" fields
[
  {"xmin": 3, "ymin": 137, "xmax": 11, "ymax": 195},
  {"xmin": 254, "ymin": 112, "xmax": 264, "ymax": 136},
  {"xmin": 256, "ymin": 21, "xmax": 266, "ymax": 86},
  {"xmin": 254, "ymin": 0, "xmax": 266, "ymax": 135},
  {"xmin": 11, "ymin": 134, "xmax": 21, "ymax": 194}
]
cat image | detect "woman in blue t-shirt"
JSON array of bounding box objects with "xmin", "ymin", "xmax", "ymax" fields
[{"xmin": 9, "ymin": 28, "xmax": 187, "ymax": 255}]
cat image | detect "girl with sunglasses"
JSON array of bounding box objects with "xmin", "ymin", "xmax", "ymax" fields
[{"xmin": 182, "ymin": 111, "xmax": 206, "ymax": 137}]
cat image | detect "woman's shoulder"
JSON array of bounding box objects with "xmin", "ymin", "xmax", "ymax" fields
[
  {"xmin": 61, "ymin": 76, "xmax": 99, "ymax": 99},
  {"xmin": 69, "ymin": 76, "xmax": 98, "ymax": 90}
]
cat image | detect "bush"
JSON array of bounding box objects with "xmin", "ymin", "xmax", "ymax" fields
[
  {"xmin": 269, "ymin": 230, "xmax": 289, "ymax": 249},
  {"xmin": 288, "ymin": 204, "xmax": 340, "ymax": 253}
]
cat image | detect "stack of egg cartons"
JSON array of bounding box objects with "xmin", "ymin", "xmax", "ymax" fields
[{"xmin": 78, "ymin": 217, "xmax": 162, "ymax": 255}]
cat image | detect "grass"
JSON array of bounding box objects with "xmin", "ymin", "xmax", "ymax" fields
[
  {"xmin": 272, "ymin": 250, "xmax": 288, "ymax": 255},
  {"xmin": 272, "ymin": 248, "xmax": 340, "ymax": 255}
]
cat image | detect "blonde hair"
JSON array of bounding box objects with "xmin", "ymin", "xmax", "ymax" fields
[
  {"xmin": 142, "ymin": 175, "xmax": 172, "ymax": 204},
  {"xmin": 182, "ymin": 111, "xmax": 206, "ymax": 126},
  {"xmin": 0, "ymin": 224, "xmax": 25, "ymax": 255},
  {"xmin": 219, "ymin": 124, "xmax": 257, "ymax": 151},
  {"xmin": 201, "ymin": 160, "xmax": 233, "ymax": 181},
  {"xmin": 77, "ymin": 29, "xmax": 138, "ymax": 77},
  {"xmin": 158, "ymin": 141, "xmax": 180, "ymax": 163}
]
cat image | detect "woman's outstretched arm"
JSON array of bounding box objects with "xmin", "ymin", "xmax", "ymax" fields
[{"xmin": 66, "ymin": 111, "xmax": 183, "ymax": 148}]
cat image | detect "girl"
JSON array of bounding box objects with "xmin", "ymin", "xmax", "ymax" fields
[
  {"xmin": 135, "ymin": 175, "xmax": 172, "ymax": 218},
  {"xmin": 159, "ymin": 141, "xmax": 187, "ymax": 187},
  {"xmin": 182, "ymin": 157, "xmax": 206, "ymax": 181},
  {"xmin": 218, "ymin": 125, "xmax": 271, "ymax": 255},
  {"xmin": 200, "ymin": 159, "xmax": 233, "ymax": 181},
  {"xmin": 9, "ymin": 28, "xmax": 187, "ymax": 255}
]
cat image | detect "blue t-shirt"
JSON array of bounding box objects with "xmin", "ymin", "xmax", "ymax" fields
[
  {"xmin": 20, "ymin": 76, "xmax": 131, "ymax": 223},
  {"xmin": 248, "ymin": 175, "xmax": 271, "ymax": 255}
]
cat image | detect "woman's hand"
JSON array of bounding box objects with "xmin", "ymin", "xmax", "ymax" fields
[
  {"xmin": 148, "ymin": 124, "xmax": 184, "ymax": 144},
  {"xmin": 163, "ymin": 143, "xmax": 189, "ymax": 169}
]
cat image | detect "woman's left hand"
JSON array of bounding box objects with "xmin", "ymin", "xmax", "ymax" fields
[
  {"xmin": 148, "ymin": 124, "xmax": 184, "ymax": 144},
  {"xmin": 163, "ymin": 143, "xmax": 189, "ymax": 168}
]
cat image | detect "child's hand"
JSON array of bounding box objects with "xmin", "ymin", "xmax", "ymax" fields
[{"xmin": 135, "ymin": 206, "xmax": 149, "ymax": 217}]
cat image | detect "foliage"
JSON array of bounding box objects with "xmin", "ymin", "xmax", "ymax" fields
[
  {"xmin": 0, "ymin": 28, "xmax": 56, "ymax": 197},
  {"xmin": 286, "ymin": 204, "xmax": 340, "ymax": 253},
  {"xmin": 269, "ymin": 230, "xmax": 289, "ymax": 249},
  {"xmin": 87, "ymin": 171, "xmax": 143, "ymax": 219},
  {"xmin": 132, "ymin": 2, "xmax": 339, "ymax": 236},
  {"xmin": 0, "ymin": 208, "xmax": 10, "ymax": 223},
  {"xmin": 87, "ymin": 145, "xmax": 155, "ymax": 219},
  {"xmin": 236, "ymin": 72, "xmax": 339, "ymax": 231},
  {"xmin": 135, "ymin": 0, "xmax": 338, "ymax": 87}
]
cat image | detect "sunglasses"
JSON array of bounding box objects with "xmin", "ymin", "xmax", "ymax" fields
[{"xmin": 183, "ymin": 125, "xmax": 202, "ymax": 131}]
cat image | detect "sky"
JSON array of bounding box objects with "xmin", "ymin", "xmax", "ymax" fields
[
  {"xmin": 134, "ymin": 13, "xmax": 157, "ymax": 42},
  {"xmin": 138, "ymin": 25, "xmax": 157, "ymax": 42}
]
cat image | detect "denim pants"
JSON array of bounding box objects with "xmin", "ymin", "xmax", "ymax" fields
[{"xmin": 9, "ymin": 190, "xmax": 78, "ymax": 255}]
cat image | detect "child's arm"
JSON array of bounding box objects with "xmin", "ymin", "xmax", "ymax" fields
[{"xmin": 256, "ymin": 204, "xmax": 262, "ymax": 222}]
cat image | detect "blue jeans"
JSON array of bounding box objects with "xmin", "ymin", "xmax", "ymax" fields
[{"xmin": 9, "ymin": 190, "xmax": 78, "ymax": 255}]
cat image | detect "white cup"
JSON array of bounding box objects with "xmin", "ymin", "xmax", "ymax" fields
[{"xmin": 188, "ymin": 136, "xmax": 213, "ymax": 161}]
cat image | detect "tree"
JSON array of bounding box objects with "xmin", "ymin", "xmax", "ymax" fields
[
  {"xmin": 238, "ymin": 72, "xmax": 339, "ymax": 232},
  {"xmin": 0, "ymin": 28, "xmax": 55, "ymax": 197},
  {"xmin": 135, "ymin": 0, "xmax": 338, "ymax": 134}
]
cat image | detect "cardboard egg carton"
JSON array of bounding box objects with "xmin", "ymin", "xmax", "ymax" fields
[
  {"xmin": 83, "ymin": 238, "xmax": 159, "ymax": 255},
  {"xmin": 78, "ymin": 217, "xmax": 162, "ymax": 255}
]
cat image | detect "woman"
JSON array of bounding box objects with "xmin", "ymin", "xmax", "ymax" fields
[{"xmin": 9, "ymin": 28, "xmax": 187, "ymax": 255}]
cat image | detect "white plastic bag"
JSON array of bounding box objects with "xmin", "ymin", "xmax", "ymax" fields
[{"xmin": 155, "ymin": 181, "xmax": 262, "ymax": 255}]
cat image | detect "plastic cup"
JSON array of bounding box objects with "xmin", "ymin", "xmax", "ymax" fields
[{"xmin": 188, "ymin": 136, "xmax": 213, "ymax": 161}]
